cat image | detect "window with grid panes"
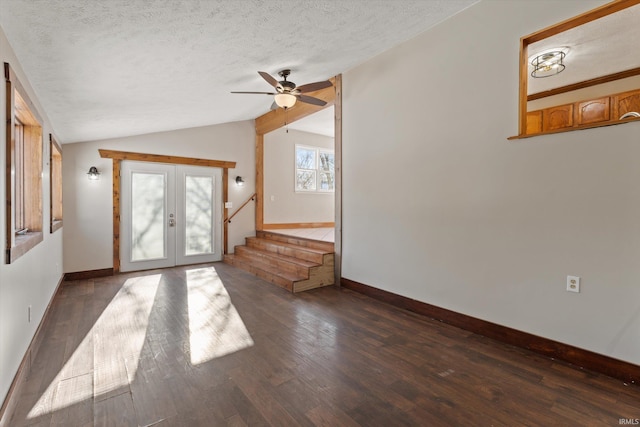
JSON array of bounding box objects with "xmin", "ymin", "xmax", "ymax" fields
[{"xmin": 295, "ymin": 145, "xmax": 334, "ymax": 193}]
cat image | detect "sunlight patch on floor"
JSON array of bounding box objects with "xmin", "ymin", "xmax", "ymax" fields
[
  {"xmin": 186, "ymin": 267, "xmax": 254, "ymax": 365},
  {"xmin": 28, "ymin": 275, "xmax": 160, "ymax": 419}
]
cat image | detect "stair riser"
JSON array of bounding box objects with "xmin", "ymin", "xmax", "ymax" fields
[
  {"xmin": 246, "ymin": 239, "xmax": 324, "ymax": 264},
  {"xmin": 235, "ymin": 247, "xmax": 311, "ymax": 278},
  {"xmin": 293, "ymin": 256, "xmax": 335, "ymax": 293},
  {"xmin": 225, "ymin": 257, "xmax": 294, "ymax": 292}
]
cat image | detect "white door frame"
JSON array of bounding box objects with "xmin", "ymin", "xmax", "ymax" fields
[{"xmin": 120, "ymin": 161, "xmax": 222, "ymax": 272}]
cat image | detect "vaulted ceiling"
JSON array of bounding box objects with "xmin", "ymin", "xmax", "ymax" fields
[{"xmin": 0, "ymin": 0, "xmax": 477, "ymax": 143}]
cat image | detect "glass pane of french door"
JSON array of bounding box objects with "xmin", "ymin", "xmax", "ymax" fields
[
  {"xmin": 184, "ymin": 175, "xmax": 214, "ymax": 256},
  {"xmin": 131, "ymin": 172, "xmax": 166, "ymax": 261},
  {"xmin": 120, "ymin": 161, "xmax": 176, "ymax": 273}
]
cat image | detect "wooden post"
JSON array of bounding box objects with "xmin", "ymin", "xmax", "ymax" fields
[
  {"xmin": 112, "ymin": 160, "xmax": 121, "ymax": 273},
  {"xmin": 255, "ymin": 133, "xmax": 264, "ymax": 231}
]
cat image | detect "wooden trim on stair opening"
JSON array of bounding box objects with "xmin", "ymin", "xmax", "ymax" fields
[
  {"xmin": 263, "ymin": 222, "xmax": 334, "ymax": 229},
  {"xmin": 341, "ymin": 277, "xmax": 640, "ymax": 385},
  {"xmin": 254, "ymin": 75, "xmax": 341, "ymax": 279},
  {"xmin": 333, "ymin": 74, "xmax": 343, "ymax": 286},
  {"xmin": 223, "ymin": 168, "xmax": 229, "ymax": 254},
  {"xmin": 112, "ymin": 159, "xmax": 121, "ymax": 272},
  {"xmin": 255, "ymin": 134, "xmax": 264, "ymax": 231},
  {"xmin": 99, "ymin": 149, "xmax": 236, "ymax": 273}
]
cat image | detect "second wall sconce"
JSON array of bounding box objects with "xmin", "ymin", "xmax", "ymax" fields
[
  {"xmin": 87, "ymin": 166, "xmax": 101, "ymax": 180},
  {"xmin": 235, "ymin": 176, "xmax": 245, "ymax": 186}
]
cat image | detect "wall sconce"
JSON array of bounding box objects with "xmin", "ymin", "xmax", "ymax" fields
[
  {"xmin": 235, "ymin": 176, "xmax": 245, "ymax": 186},
  {"xmin": 87, "ymin": 166, "xmax": 101, "ymax": 180},
  {"xmin": 530, "ymin": 49, "xmax": 566, "ymax": 78}
]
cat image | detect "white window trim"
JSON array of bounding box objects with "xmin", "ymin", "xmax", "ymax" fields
[{"xmin": 295, "ymin": 144, "xmax": 334, "ymax": 194}]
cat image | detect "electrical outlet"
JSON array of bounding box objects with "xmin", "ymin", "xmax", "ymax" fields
[{"xmin": 567, "ymin": 276, "xmax": 580, "ymax": 293}]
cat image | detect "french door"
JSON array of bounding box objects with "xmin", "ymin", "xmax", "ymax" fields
[{"xmin": 120, "ymin": 161, "xmax": 222, "ymax": 272}]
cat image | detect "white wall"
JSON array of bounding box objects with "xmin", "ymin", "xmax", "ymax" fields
[
  {"xmin": 62, "ymin": 121, "xmax": 256, "ymax": 273},
  {"xmin": 264, "ymin": 128, "xmax": 335, "ymax": 224},
  {"xmin": 342, "ymin": 0, "xmax": 640, "ymax": 365},
  {"xmin": 0, "ymin": 27, "xmax": 64, "ymax": 405}
]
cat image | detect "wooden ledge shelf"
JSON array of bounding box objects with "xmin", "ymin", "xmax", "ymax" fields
[
  {"xmin": 51, "ymin": 220, "xmax": 63, "ymax": 233},
  {"xmin": 508, "ymin": 116, "xmax": 640, "ymax": 140},
  {"xmin": 6, "ymin": 231, "xmax": 43, "ymax": 264}
]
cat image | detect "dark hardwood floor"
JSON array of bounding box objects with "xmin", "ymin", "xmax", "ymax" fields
[{"xmin": 6, "ymin": 262, "xmax": 640, "ymax": 426}]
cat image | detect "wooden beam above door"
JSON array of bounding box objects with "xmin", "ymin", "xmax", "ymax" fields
[{"xmin": 99, "ymin": 149, "xmax": 237, "ymax": 169}]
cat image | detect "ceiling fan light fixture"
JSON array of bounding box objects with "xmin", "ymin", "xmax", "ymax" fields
[
  {"xmin": 274, "ymin": 93, "xmax": 297, "ymax": 109},
  {"xmin": 232, "ymin": 70, "xmax": 329, "ymax": 109}
]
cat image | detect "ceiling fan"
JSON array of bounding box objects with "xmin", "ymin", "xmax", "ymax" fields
[{"xmin": 231, "ymin": 70, "xmax": 332, "ymax": 110}]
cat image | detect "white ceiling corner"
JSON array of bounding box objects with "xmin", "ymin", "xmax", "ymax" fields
[{"xmin": 0, "ymin": 0, "xmax": 478, "ymax": 143}]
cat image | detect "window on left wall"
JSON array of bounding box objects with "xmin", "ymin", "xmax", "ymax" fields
[
  {"xmin": 5, "ymin": 63, "xmax": 43, "ymax": 263},
  {"xmin": 50, "ymin": 134, "xmax": 63, "ymax": 233}
]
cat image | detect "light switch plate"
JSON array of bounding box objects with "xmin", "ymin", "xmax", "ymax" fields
[{"xmin": 224, "ymin": 202, "xmax": 232, "ymax": 209}]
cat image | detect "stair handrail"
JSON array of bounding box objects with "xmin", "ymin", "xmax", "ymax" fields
[{"xmin": 225, "ymin": 193, "xmax": 256, "ymax": 224}]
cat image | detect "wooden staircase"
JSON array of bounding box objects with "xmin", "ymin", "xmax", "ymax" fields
[{"xmin": 224, "ymin": 230, "xmax": 335, "ymax": 293}]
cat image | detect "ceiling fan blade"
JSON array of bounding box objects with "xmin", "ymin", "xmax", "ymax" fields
[
  {"xmin": 258, "ymin": 71, "xmax": 280, "ymax": 89},
  {"xmin": 296, "ymin": 80, "xmax": 333, "ymax": 93},
  {"xmin": 270, "ymin": 101, "xmax": 278, "ymax": 110},
  {"xmin": 297, "ymin": 95, "xmax": 327, "ymax": 106},
  {"xmin": 230, "ymin": 91, "xmax": 277, "ymax": 95}
]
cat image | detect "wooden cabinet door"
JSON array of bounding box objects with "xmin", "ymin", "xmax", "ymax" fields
[
  {"xmin": 613, "ymin": 89, "xmax": 640, "ymax": 120},
  {"xmin": 543, "ymin": 104, "xmax": 573, "ymax": 131},
  {"xmin": 526, "ymin": 110, "xmax": 542, "ymax": 134},
  {"xmin": 577, "ymin": 97, "xmax": 610, "ymax": 125}
]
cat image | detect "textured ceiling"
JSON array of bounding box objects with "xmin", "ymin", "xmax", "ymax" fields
[
  {"xmin": 528, "ymin": 3, "xmax": 640, "ymax": 95},
  {"xmin": 0, "ymin": 0, "xmax": 477, "ymax": 143}
]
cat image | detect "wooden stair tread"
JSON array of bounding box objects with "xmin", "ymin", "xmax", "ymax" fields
[
  {"xmin": 246, "ymin": 237, "xmax": 333, "ymax": 255},
  {"xmin": 235, "ymin": 246, "xmax": 320, "ymax": 268},
  {"xmin": 257, "ymin": 230, "xmax": 334, "ymax": 252}
]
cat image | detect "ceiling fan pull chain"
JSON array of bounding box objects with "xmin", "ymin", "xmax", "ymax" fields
[{"xmin": 285, "ymin": 107, "xmax": 289, "ymax": 133}]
